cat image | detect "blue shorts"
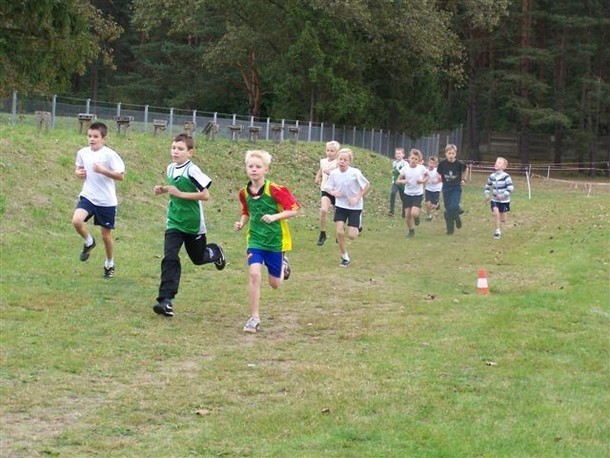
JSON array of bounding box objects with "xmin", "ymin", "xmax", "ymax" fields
[
  {"xmin": 321, "ymin": 190, "xmax": 335, "ymax": 206},
  {"xmin": 247, "ymin": 248, "xmax": 283, "ymax": 278},
  {"xmin": 76, "ymin": 196, "xmax": 117, "ymax": 229},
  {"xmin": 425, "ymin": 190, "xmax": 440, "ymax": 205},
  {"xmin": 491, "ymin": 201, "xmax": 510, "ymax": 213},
  {"xmin": 334, "ymin": 207, "xmax": 362, "ymax": 228},
  {"xmin": 403, "ymin": 194, "xmax": 423, "ymax": 208}
]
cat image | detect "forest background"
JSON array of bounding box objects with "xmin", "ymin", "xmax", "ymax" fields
[{"xmin": 1, "ymin": 0, "xmax": 608, "ymax": 165}]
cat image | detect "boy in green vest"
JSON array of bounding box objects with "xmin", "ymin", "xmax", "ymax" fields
[
  {"xmin": 152, "ymin": 133, "xmax": 226, "ymax": 317},
  {"xmin": 234, "ymin": 150, "xmax": 300, "ymax": 333}
]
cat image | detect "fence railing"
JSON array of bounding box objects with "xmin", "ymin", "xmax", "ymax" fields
[{"xmin": 1, "ymin": 92, "xmax": 463, "ymax": 159}]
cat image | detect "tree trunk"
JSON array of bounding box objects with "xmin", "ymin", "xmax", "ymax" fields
[{"xmin": 518, "ymin": 0, "xmax": 532, "ymax": 163}]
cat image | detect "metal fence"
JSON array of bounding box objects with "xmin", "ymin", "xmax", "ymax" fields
[{"xmin": 1, "ymin": 91, "xmax": 463, "ymax": 159}]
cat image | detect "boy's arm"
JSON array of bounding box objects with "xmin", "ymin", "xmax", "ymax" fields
[
  {"xmin": 315, "ymin": 167, "xmax": 322, "ymax": 185},
  {"xmin": 261, "ymin": 209, "xmax": 298, "ymax": 224},
  {"xmin": 92, "ymin": 165, "xmax": 124, "ymax": 181},
  {"xmin": 75, "ymin": 165, "xmax": 86, "ymax": 179},
  {"xmin": 157, "ymin": 186, "xmax": 209, "ymax": 201}
]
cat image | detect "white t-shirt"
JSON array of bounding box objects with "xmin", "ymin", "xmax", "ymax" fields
[
  {"xmin": 399, "ymin": 164, "xmax": 428, "ymax": 196},
  {"xmin": 319, "ymin": 157, "xmax": 337, "ymax": 190},
  {"xmin": 75, "ymin": 145, "xmax": 125, "ymax": 206},
  {"xmin": 425, "ymin": 168, "xmax": 442, "ymax": 192},
  {"xmin": 325, "ymin": 166, "xmax": 370, "ymax": 210}
]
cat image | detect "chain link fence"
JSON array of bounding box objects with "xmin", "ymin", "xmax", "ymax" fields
[{"xmin": 1, "ymin": 92, "xmax": 463, "ymax": 159}]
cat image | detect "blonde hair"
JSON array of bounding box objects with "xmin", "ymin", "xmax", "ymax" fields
[
  {"xmin": 326, "ymin": 140, "xmax": 341, "ymax": 151},
  {"xmin": 445, "ymin": 144, "xmax": 457, "ymax": 154},
  {"xmin": 497, "ymin": 156, "xmax": 509, "ymax": 167},
  {"xmin": 428, "ymin": 156, "xmax": 439, "ymax": 163},
  {"xmin": 409, "ymin": 149, "xmax": 423, "ymax": 161},
  {"xmin": 245, "ymin": 149, "xmax": 272, "ymax": 167},
  {"xmin": 337, "ymin": 148, "xmax": 353, "ymax": 163}
]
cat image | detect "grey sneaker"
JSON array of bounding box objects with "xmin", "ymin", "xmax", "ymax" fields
[
  {"xmin": 283, "ymin": 256, "xmax": 291, "ymax": 280},
  {"xmin": 317, "ymin": 232, "xmax": 326, "ymax": 246},
  {"xmin": 153, "ymin": 299, "xmax": 174, "ymax": 317},
  {"xmin": 213, "ymin": 244, "xmax": 226, "ymax": 270},
  {"xmin": 243, "ymin": 317, "xmax": 260, "ymax": 333},
  {"xmin": 80, "ymin": 238, "xmax": 96, "ymax": 261},
  {"xmin": 407, "ymin": 229, "xmax": 415, "ymax": 238}
]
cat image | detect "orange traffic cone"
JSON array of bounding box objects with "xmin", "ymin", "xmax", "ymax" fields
[{"xmin": 477, "ymin": 269, "xmax": 490, "ymax": 294}]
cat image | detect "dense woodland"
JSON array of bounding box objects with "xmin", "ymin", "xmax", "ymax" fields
[{"xmin": 1, "ymin": 0, "xmax": 608, "ymax": 163}]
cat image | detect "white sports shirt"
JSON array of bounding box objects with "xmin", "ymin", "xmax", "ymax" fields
[{"xmin": 75, "ymin": 145, "xmax": 125, "ymax": 206}]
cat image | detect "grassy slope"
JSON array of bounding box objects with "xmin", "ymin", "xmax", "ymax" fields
[{"xmin": 0, "ymin": 123, "xmax": 608, "ymax": 457}]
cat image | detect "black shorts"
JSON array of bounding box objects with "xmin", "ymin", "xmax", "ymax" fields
[
  {"xmin": 334, "ymin": 206, "xmax": 362, "ymax": 228},
  {"xmin": 321, "ymin": 190, "xmax": 335, "ymax": 206},
  {"xmin": 425, "ymin": 190, "xmax": 440, "ymax": 205},
  {"xmin": 403, "ymin": 194, "xmax": 423, "ymax": 209},
  {"xmin": 76, "ymin": 196, "xmax": 117, "ymax": 229},
  {"xmin": 491, "ymin": 201, "xmax": 510, "ymax": 213}
]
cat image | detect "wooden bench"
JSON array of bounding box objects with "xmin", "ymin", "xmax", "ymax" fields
[
  {"xmin": 153, "ymin": 119, "xmax": 168, "ymax": 135},
  {"xmin": 114, "ymin": 115, "xmax": 134, "ymax": 134},
  {"xmin": 183, "ymin": 121, "xmax": 196, "ymax": 134},
  {"xmin": 35, "ymin": 111, "xmax": 51, "ymax": 132},
  {"xmin": 248, "ymin": 126, "xmax": 262, "ymax": 142},
  {"xmin": 77, "ymin": 113, "xmax": 96, "ymax": 133},
  {"xmin": 288, "ymin": 126, "xmax": 300, "ymax": 144},
  {"xmin": 271, "ymin": 126, "xmax": 283, "ymax": 143},
  {"xmin": 202, "ymin": 121, "xmax": 219, "ymax": 140},
  {"xmin": 228, "ymin": 124, "xmax": 243, "ymax": 141}
]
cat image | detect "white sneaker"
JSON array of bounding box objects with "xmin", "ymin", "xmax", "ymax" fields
[
  {"xmin": 243, "ymin": 317, "xmax": 260, "ymax": 333},
  {"xmin": 494, "ymin": 230, "xmax": 501, "ymax": 239}
]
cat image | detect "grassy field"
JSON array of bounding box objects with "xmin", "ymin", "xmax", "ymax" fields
[{"xmin": 1, "ymin": 122, "xmax": 609, "ymax": 457}]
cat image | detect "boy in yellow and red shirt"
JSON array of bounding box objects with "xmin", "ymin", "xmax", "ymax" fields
[{"xmin": 235, "ymin": 150, "xmax": 300, "ymax": 333}]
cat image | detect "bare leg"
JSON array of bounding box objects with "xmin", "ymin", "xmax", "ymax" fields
[
  {"xmin": 247, "ymin": 263, "xmax": 263, "ymax": 319},
  {"xmin": 101, "ymin": 227, "xmax": 114, "ymax": 261},
  {"xmin": 72, "ymin": 208, "xmax": 90, "ymax": 240}
]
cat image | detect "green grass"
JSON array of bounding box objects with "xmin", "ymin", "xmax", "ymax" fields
[{"xmin": 1, "ymin": 122, "xmax": 609, "ymax": 457}]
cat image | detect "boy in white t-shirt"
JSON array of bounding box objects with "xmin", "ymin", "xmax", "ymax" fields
[
  {"xmin": 396, "ymin": 149, "xmax": 428, "ymax": 238},
  {"xmin": 324, "ymin": 148, "xmax": 370, "ymax": 267},
  {"xmin": 314, "ymin": 141, "xmax": 340, "ymax": 245},
  {"xmin": 72, "ymin": 122, "xmax": 125, "ymax": 278},
  {"xmin": 424, "ymin": 156, "xmax": 442, "ymax": 221}
]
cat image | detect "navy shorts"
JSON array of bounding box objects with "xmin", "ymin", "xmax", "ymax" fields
[
  {"xmin": 491, "ymin": 201, "xmax": 510, "ymax": 213},
  {"xmin": 76, "ymin": 196, "xmax": 117, "ymax": 229},
  {"xmin": 321, "ymin": 190, "xmax": 336, "ymax": 206},
  {"xmin": 403, "ymin": 194, "xmax": 423, "ymax": 209},
  {"xmin": 334, "ymin": 206, "xmax": 362, "ymax": 228},
  {"xmin": 247, "ymin": 248, "xmax": 283, "ymax": 279},
  {"xmin": 425, "ymin": 190, "xmax": 440, "ymax": 205}
]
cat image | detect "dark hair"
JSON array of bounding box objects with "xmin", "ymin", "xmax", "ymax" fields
[
  {"xmin": 173, "ymin": 132, "xmax": 195, "ymax": 150},
  {"xmin": 89, "ymin": 122, "xmax": 108, "ymax": 137}
]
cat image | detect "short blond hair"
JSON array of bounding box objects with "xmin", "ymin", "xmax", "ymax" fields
[
  {"xmin": 409, "ymin": 149, "xmax": 423, "ymax": 161},
  {"xmin": 245, "ymin": 149, "xmax": 272, "ymax": 167},
  {"xmin": 326, "ymin": 140, "xmax": 341, "ymax": 151},
  {"xmin": 337, "ymin": 148, "xmax": 353, "ymax": 163},
  {"xmin": 497, "ymin": 156, "xmax": 509, "ymax": 167},
  {"xmin": 445, "ymin": 144, "xmax": 457, "ymax": 154}
]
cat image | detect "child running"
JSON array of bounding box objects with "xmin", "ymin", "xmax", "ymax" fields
[
  {"xmin": 484, "ymin": 156, "xmax": 514, "ymax": 239},
  {"xmin": 314, "ymin": 140, "xmax": 340, "ymax": 245},
  {"xmin": 324, "ymin": 148, "xmax": 370, "ymax": 267},
  {"xmin": 152, "ymin": 133, "xmax": 226, "ymax": 318},
  {"xmin": 396, "ymin": 149, "xmax": 428, "ymax": 238},
  {"xmin": 72, "ymin": 121, "xmax": 125, "ymax": 278},
  {"xmin": 424, "ymin": 156, "xmax": 442, "ymax": 221},
  {"xmin": 437, "ymin": 144, "xmax": 469, "ymax": 235},
  {"xmin": 389, "ymin": 147, "xmax": 407, "ymax": 217},
  {"xmin": 235, "ymin": 150, "xmax": 300, "ymax": 333}
]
